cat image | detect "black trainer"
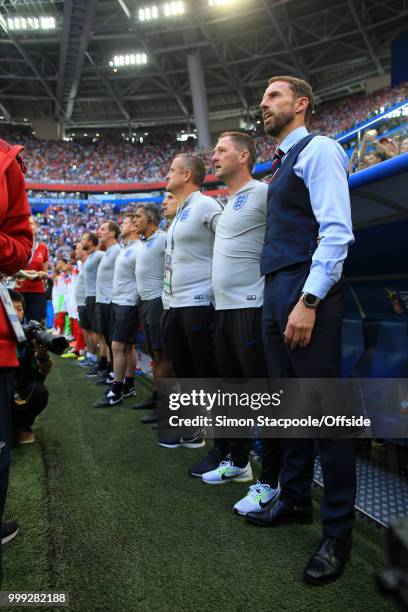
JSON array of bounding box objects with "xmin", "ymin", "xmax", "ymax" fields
[
  {"xmin": 85, "ymin": 364, "xmax": 102, "ymax": 378},
  {"xmin": 94, "ymin": 390, "xmax": 123, "ymax": 407},
  {"xmin": 122, "ymin": 387, "xmax": 136, "ymax": 399},
  {"xmin": 1, "ymin": 521, "xmax": 19, "ymax": 545},
  {"xmin": 106, "ymin": 372, "xmax": 114, "ymax": 385},
  {"xmin": 189, "ymin": 445, "xmax": 228, "ymax": 477},
  {"xmin": 158, "ymin": 436, "xmax": 205, "ymax": 449},
  {"xmin": 93, "ymin": 371, "xmax": 109, "ymax": 385}
]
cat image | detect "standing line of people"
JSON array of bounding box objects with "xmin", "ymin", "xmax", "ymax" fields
[{"xmin": 59, "ymin": 75, "xmax": 356, "ymax": 588}]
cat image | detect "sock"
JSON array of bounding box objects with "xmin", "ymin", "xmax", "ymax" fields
[
  {"xmin": 124, "ymin": 376, "xmax": 134, "ymax": 390},
  {"xmin": 90, "ymin": 353, "xmax": 98, "ymax": 363},
  {"xmin": 107, "ymin": 362, "xmax": 113, "ymax": 373},
  {"xmin": 112, "ymin": 381, "xmax": 123, "ymax": 396},
  {"xmin": 99, "ymin": 356, "xmax": 107, "ymax": 370}
]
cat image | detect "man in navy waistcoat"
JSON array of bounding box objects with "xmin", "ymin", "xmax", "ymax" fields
[{"xmin": 246, "ymin": 76, "xmax": 357, "ymax": 586}]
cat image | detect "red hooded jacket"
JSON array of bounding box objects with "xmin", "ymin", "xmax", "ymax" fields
[{"xmin": 0, "ymin": 139, "xmax": 33, "ymax": 367}]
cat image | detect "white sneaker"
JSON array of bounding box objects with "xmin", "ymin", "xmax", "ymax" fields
[
  {"xmin": 202, "ymin": 460, "xmax": 253, "ymax": 485},
  {"xmin": 233, "ymin": 481, "xmax": 280, "ymax": 515}
]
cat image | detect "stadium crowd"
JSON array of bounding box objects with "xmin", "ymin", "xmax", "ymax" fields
[{"xmin": 1, "ymin": 80, "xmax": 407, "ymax": 185}]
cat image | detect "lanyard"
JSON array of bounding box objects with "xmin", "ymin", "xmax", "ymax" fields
[{"xmin": 168, "ymin": 192, "xmax": 196, "ymax": 252}]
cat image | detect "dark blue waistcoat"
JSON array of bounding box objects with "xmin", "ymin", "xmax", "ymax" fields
[{"xmin": 260, "ymin": 133, "xmax": 319, "ymax": 276}]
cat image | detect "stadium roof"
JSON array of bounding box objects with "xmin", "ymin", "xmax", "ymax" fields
[{"xmin": 0, "ymin": 0, "xmax": 406, "ymax": 129}]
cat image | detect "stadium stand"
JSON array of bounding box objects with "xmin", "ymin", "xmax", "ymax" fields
[{"xmin": 2, "ymin": 81, "xmax": 407, "ymax": 187}]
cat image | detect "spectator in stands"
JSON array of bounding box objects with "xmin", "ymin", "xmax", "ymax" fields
[
  {"xmin": 1, "ymin": 80, "xmax": 404, "ymax": 185},
  {"xmin": 399, "ymin": 137, "xmax": 408, "ymax": 154}
]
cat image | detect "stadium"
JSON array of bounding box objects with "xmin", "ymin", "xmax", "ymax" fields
[{"xmin": 0, "ymin": 0, "xmax": 407, "ymax": 609}]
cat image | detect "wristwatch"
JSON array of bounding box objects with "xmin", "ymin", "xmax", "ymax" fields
[{"xmin": 301, "ymin": 292, "xmax": 321, "ymax": 309}]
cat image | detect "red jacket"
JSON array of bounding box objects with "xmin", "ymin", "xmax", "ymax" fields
[{"xmin": 0, "ymin": 139, "xmax": 33, "ymax": 367}]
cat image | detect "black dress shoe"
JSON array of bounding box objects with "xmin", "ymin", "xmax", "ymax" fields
[
  {"xmin": 303, "ymin": 536, "xmax": 352, "ymax": 585},
  {"xmin": 142, "ymin": 410, "xmax": 158, "ymax": 423},
  {"xmin": 132, "ymin": 399, "xmax": 156, "ymax": 410},
  {"xmin": 246, "ymin": 499, "xmax": 313, "ymax": 527}
]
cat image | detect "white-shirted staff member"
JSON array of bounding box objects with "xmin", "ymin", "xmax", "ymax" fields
[
  {"xmin": 194, "ymin": 132, "xmax": 281, "ymax": 516},
  {"xmin": 159, "ymin": 154, "xmax": 222, "ymax": 449},
  {"xmin": 143, "ymin": 193, "xmax": 179, "ymax": 431},
  {"xmin": 160, "ymin": 193, "xmax": 179, "ymax": 346},
  {"xmin": 94, "ymin": 215, "xmax": 140, "ymax": 407},
  {"xmin": 81, "ymin": 232, "xmax": 104, "ymax": 370},
  {"xmin": 133, "ymin": 203, "xmax": 172, "ymax": 423},
  {"xmin": 93, "ymin": 221, "xmax": 121, "ymax": 385}
]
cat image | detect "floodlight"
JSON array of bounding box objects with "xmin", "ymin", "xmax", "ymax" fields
[
  {"xmin": 138, "ymin": 5, "xmax": 159, "ymax": 21},
  {"xmin": 110, "ymin": 53, "xmax": 148, "ymax": 68},
  {"xmin": 5, "ymin": 15, "xmax": 56, "ymax": 31},
  {"xmin": 163, "ymin": 1, "xmax": 185, "ymax": 17},
  {"xmin": 138, "ymin": 2, "xmax": 184, "ymax": 21}
]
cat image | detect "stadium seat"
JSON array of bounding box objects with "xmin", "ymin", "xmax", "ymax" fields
[
  {"xmin": 341, "ymin": 317, "xmax": 365, "ymax": 378},
  {"xmin": 355, "ymin": 321, "xmax": 408, "ymax": 378},
  {"xmin": 352, "ymin": 321, "xmax": 408, "ymax": 443}
]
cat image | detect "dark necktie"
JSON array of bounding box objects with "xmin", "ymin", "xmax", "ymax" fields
[{"xmin": 262, "ymin": 147, "xmax": 284, "ymax": 184}]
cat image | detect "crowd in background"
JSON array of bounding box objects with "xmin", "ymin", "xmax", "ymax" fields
[
  {"xmin": 1, "ymin": 80, "xmax": 407, "ymax": 265},
  {"xmin": 1, "ymin": 80, "xmax": 407, "ymax": 185},
  {"xmin": 311, "ymin": 80, "xmax": 408, "ymax": 136}
]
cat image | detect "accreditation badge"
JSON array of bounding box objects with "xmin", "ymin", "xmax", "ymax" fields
[{"xmin": 163, "ymin": 253, "xmax": 172, "ymax": 294}]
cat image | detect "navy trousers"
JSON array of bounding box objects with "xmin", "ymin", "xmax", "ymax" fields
[
  {"xmin": 262, "ymin": 263, "xmax": 356, "ymax": 540},
  {"xmin": 0, "ymin": 368, "xmax": 14, "ymax": 584},
  {"xmin": 214, "ymin": 308, "xmax": 281, "ymax": 484}
]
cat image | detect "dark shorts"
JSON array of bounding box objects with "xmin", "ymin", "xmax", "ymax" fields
[
  {"xmin": 85, "ymin": 296, "xmax": 97, "ymax": 332},
  {"xmin": 140, "ymin": 297, "xmax": 163, "ymax": 356},
  {"xmin": 162, "ymin": 306, "xmax": 217, "ymax": 378},
  {"xmin": 95, "ymin": 302, "xmax": 113, "ymax": 344},
  {"xmin": 160, "ymin": 308, "xmax": 171, "ymax": 356},
  {"xmin": 111, "ymin": 304, "xmax": 139, "ymax": 344},
  {"xmin": 78, "ymin": 305, "xmax": 92, "ymax": 332}
]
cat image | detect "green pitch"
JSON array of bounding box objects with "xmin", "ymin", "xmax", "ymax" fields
[{"xmin": 3, "ymin": 360, "xmax": 393, "ymax": 611}]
